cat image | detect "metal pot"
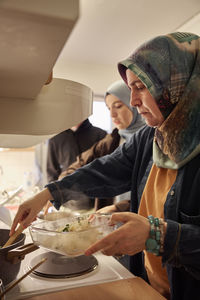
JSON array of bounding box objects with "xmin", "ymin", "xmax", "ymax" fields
[{"xmin": 0, "ymin": 229, "xmax": 38, "ymax": 286}]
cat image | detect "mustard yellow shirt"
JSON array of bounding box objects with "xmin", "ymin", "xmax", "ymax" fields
[{"xmin": 138, "ymin": 164, "xmax": 177, "ymax": 298}]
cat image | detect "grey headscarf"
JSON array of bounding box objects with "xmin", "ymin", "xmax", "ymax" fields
[{"xmin": 105, "ymin": 80, "xmax": 145, "ymax": 141}]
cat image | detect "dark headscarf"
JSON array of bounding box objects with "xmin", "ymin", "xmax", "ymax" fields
[{"xmin": 118, "ymin": 32, "xmax": 200, "ymax": 168}]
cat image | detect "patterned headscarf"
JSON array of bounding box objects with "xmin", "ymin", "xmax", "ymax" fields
[
  {"xmin": 118, "ymin": 32, "xmax": 200, "ymax": 168},
  {"xmin": 105, "ymin": 80, "xmax": 145, "ymax": 141}
]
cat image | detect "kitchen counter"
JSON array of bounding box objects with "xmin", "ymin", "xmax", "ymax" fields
[{"xmin": 23, "ymin": 277, "xmax": 166, "ymax": 300}]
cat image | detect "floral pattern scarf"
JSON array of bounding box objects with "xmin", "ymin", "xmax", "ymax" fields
[{"xmin": 118, "ymin": 32, "xmax": 200, "ymax": 169}]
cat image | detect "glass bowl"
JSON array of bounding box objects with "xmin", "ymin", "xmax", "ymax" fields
[{"xmin": 29, "ymin": 213, "xmax": 115, "ymax": 257}]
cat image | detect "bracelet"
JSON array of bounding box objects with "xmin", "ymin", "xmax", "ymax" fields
[
  {"xmin": 159, "ymin": 218, "xmax": 164, "ymax": 253},
  {"xmin": 145, "ymin": 215, "xmax": 164, "ymax": 256}
]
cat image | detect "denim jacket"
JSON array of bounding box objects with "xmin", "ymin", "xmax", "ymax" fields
[{"xmin": 47, "ymin": 125, "xmax": 200, "ymax": 300}]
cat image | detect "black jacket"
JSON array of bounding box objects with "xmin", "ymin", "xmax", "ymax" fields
[{"xmin": 47, "ymin": 119, "xmax": 106, "ymax": 182}]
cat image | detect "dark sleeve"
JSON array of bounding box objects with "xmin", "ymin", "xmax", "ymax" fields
[
  {"xmin": 163, "ymin": 220, "xmax": 200, "ymax": 280},
  {"xmin": 46, "ymin": 139, "xmax": 61, "ymax": 182},
  {"xmin": 46, "ymin": 126, "xmax": 152, "ymax": 210},
  {"xmin": 47, "ymin": 139, "xmax": 136, "ymax": 209},
  {"xmin": 162, "ymin": 159, "xmax": 200, "ymax": 279},
  {"xmin": 95, "ymin": 127, "xmax": 107, "ymax": 140}
]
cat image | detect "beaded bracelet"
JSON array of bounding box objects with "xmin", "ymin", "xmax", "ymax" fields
[
  {"xmin": 159, "ymin": 218, "xmax": 164, "ymax": 253},
  {"xmin": 145, "ymin": 215, "xmax": 164, "ymax": 256}
]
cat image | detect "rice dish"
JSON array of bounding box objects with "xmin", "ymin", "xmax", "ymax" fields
[{"xmin": 30, "ymin": 214, "xmax": 111, "ymax": 257}]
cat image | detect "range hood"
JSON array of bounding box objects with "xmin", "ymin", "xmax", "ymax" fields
[{"xmin": 0, "ymin": 0, "xmax": 93, "ymax": 148}]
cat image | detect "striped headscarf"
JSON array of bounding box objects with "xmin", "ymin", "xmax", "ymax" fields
[{"xmin": 118, "ymin": 32, "xmax": 200, "ymax": 168}]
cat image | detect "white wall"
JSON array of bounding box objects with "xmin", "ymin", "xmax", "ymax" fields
[{"xmin": 0, "ymin": 149, "xmax": 36, "ymax": 191}]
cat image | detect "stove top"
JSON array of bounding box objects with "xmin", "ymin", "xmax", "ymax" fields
[
  {"xmin": 6, "ymin": 246, "xmax": 134, "ymax": 300},
  {"xmin": 29, "ymin": 252, "xmax": 98, "ymax": 278}
]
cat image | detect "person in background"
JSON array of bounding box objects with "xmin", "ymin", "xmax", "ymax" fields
[
  {"xmin": 47, "ymin": 118, "xmax": 107, "ymax": 183},
  {"xmin": 46, "ymin": 118, "xmax": 107, "ymax": 210},
  {"xmin": 10, "ymin": 32, "xmax": 200, "ymax": 300},
  {"xmin": 59, "ymin": 80, "xmax": 145, "ymax": 210}
]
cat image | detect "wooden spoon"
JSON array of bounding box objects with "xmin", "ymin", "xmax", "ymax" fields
[{"xmin": 2, "ymin": 224, "xmax": 24, "ymax": 248}]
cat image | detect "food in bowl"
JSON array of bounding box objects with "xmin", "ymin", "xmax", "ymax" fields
[
  {"xmin": 29, "ymin": 214, "xmax": 114, "ymax": 257},
  {"xmin": 60, "ymin": 217, "xmax": 93, "ymax": 232}
]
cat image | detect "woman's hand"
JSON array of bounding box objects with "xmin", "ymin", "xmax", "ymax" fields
[
  {"xmin": 85, "ymin": 212, "xmax": 150, "ymax": 256},
  {"xmin": 10, "ymin": 188, "xmax": 52, "ymax": 235},
  {"xmin": 96, "ymin": 204, "xmax": 117, "ymax": 214}
]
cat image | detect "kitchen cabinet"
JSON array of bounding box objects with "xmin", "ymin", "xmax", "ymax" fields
[{"xmin": 0, "ymin": 0, "xmax": 93, "ymax": 148}]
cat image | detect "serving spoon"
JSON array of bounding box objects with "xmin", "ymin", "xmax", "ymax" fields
[{"xmin": 2, "ymin": 224, "xmax": 24, "ymax": 248}]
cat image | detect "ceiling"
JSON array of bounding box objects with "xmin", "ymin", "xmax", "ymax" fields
[{"xmin": 54, "ymin": 0, "xmax": 200, "ymax": 94}]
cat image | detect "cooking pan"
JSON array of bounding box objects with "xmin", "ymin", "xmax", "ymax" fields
[{"xmin": 0, "ymin": 229, "xmax": 38, "ymax": 286}]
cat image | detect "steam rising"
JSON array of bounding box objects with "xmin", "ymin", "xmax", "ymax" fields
[{"xmin": 62, "ymin": 188, "xmax": 95, "ymax": 211}]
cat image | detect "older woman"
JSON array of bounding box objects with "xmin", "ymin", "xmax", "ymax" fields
[{"xmin": 11, "ymin": 32, "xmax": 200, "ymax": 299}]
